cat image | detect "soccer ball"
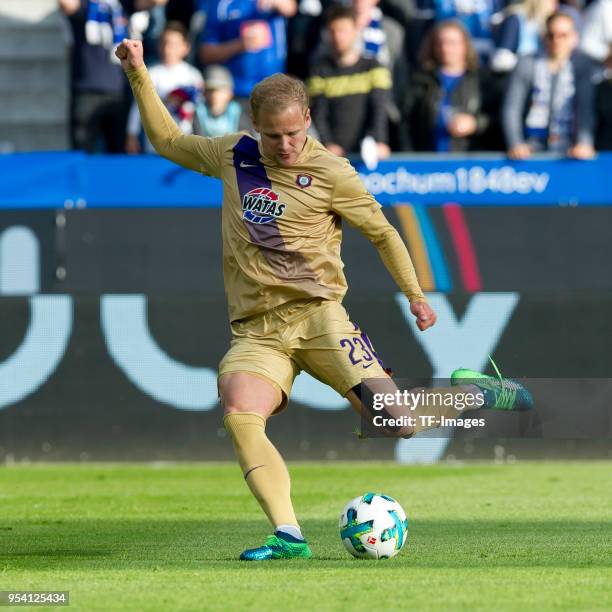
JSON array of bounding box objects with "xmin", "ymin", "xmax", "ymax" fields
[{"xmin": 339, "ymin": 493, "xmax": 408, "ymax": 559}]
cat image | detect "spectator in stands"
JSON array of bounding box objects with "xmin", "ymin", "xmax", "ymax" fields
[
  {"xmin": 193, "ymin": 65, "xmax": 252, "ymax": 136},
  {"xmin": 308, "ymin": 6, "xmax": 392, "ymax": 158},
  {"xmin": 486, "ymin": 0, "xmax": 564, "ymax": 151},
  {"xmin": 198, "ymin": 0, "xmax": 297, "ymax": 103},
  {"xmin": 414, "ymin": 0, "xmax": 506, "ymax": 64},
  {"xmin": 313, "ymin": 0, "xmax": 405, "ymax": 80},
  {"xmin": 502, "ymin": 11, "xmax": 596, "ymax": 159},
  {"xmin": 60, "ymin": 0, "xmax": 135, "ymax": 153},
  {"xmin": 594, "ymin": 45, "xmax": 612, "ymax": 149},
  {"xmin": 580, "ymin": 0, "xmax": 612, "ymax": 62},
  {"xmin": 401, "ymin": 19, "xmax": 488, "ymax": 152},
  {"xmin": 126, "ymin": 21, "xmax": 203, "ymax": 154},
  {"xmin": 311, "ymin": 0, "xmax": 405, "ymax": 139},
  {"xmin": 491, "ymin": 0, "xmax": 558, "ymax": 73}
]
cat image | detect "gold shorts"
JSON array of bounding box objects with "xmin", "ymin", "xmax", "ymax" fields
[{"xmin": 218, "ymin": 298, "xmax": 390, "ymax": 412}]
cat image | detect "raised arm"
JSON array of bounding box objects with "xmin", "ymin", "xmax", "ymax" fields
[{"xmin": 116, "ymin": 39, "xmax": 223, "ymax": 176}]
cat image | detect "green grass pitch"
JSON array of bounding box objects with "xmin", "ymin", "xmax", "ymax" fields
[{"xmin": 1, "ymin": 462, "xmax": 611, "ymax": 611}]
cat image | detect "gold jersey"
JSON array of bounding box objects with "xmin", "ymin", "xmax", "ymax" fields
[{"xmin": 126, "ymin": 65, "xmax": 425, "ymax": 322}]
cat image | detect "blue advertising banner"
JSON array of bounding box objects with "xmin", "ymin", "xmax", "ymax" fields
[
  {"xmin": 354, "ymin": 155, "xmax": 611, "ymax": 205},
  {"xmin": 1, "ymin": 152, "xmax": 611, "ymax": 209}
]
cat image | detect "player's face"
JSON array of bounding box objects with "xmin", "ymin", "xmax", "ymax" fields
[{"xmin": 254, "ymin": 104, "xmax": 311, "ymax": 168}]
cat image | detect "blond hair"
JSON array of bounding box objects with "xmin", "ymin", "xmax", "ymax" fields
[{"xmin": 250, "ymin": 73, "xmax": 309, "ymax": 120}]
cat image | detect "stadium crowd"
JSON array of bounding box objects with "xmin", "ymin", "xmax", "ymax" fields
[{"xmin": 59, "ymin": 0, "xmax": 612, "ymax": 159}]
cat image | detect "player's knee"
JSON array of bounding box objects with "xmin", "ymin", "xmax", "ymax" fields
[
  {"xmin": 220, "ymin": 391, "xmax": 279, "ymax": 417},
  {"xmin": 222, "ymin": 401, "xmax": 256, "ymax": 416}
]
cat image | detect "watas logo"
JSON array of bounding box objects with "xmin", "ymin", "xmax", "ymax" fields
[{"xmin": 242, "ymin": 187, "xmax": 286, "ymax": 224}]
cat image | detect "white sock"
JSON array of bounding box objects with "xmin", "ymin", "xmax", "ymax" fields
[{"xmin": 276, "ymin": 524, "xmax": 304, "ymax": 541}]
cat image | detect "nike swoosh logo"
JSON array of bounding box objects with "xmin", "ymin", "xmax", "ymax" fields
[
  {"xmin": 362, "ymin": 363, "xmax": 374, "ymax": 369},
  {"xmin": 243, "ymin": 464, "xmax": 265, "ymax": 479},
  {"xmin": 240, "ymin": 161, "xmax": 256, "ymax": 168}
]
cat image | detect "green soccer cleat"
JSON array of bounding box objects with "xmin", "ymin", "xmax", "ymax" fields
[
  {"xmin": 451, "ymin": 357, "xmax": 533, "ymax": 411},
  {"xmin": 239, "ymin": 533, "xmax": 313, "ymax": 561}
]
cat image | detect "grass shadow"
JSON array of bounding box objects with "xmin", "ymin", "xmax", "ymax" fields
[{"xmin": 1, "ymin": 518, "xmax": 610, "ymax": 571}]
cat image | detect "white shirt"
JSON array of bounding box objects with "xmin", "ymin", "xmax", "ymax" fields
[
  {"xmin": 127, "ymin": 61, "xmax": 204, "ymax": 152},
  {"xmin": 580, "ymin": 0, "xmax": 612, "ymax": 62}
]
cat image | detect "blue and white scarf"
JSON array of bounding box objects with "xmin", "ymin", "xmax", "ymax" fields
[
  {"xmin": 525, "ymin": 56, "xmax": 576, "ymax": 152},
  {"xmin": 362, "ymin": 7, "xmax": 388, "ymax": 65}
]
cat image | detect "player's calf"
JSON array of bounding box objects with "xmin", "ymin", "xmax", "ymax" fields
[
  {"xmin": 349, "ymin": 380, "xmax": 497, "ymax": 438},
  {"xmin": 347, "ymin": 382, "xmax": 415, "ymax": 438}
]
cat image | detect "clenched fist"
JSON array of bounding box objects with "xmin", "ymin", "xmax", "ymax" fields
[
  {"xmin": 115, "ymin": 38, "xmax": 145, "ymax": 71},
  {"xmin": 411, "ymin": 299, "xmax": 437, "ymax": 332}
]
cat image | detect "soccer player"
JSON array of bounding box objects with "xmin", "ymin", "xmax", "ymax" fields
[{"xmin": 115, "ymin": 38, "xmax": 533, "ymax": 561}]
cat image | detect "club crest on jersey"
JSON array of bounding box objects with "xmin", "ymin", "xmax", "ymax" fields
[
  {"xmin": 242, "ymin": 187, "xmax": 287, "ymax": 224},
  {"xmin": 296, "ymin": 174, "xmax": 313, "ymax": 188}
]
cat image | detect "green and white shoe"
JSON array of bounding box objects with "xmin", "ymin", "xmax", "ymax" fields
[
  {"xmin": 239, "ymin": 532, "xmax": 313, "ymax": 561},
  {"xmin": 451, "ymin": 357, "xmax": 533, "ymax": 411}
]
